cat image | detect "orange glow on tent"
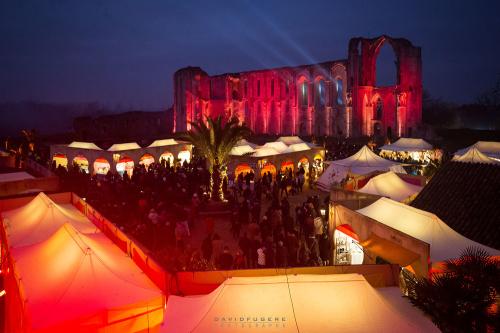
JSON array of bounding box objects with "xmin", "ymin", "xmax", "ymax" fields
[
  {"xmin": 139, "ymin": 154, "xmax": 155, "ymax": 167},
  {"xmin": 336, "ymin": 224, "xmax": 360, "ymax": 241},
  {"xmin": 93, "ymin": 157, "xmax": 110, "ymax": 175},
  {"xmin": 260, "ymin": 162, "xmax": 276, "ymax": 177},
  {"xmin": 280, "ymin": 160, "xmax": 294, "ymax": 172},
  {"xmin": 235, "ymin": 163, "xmax": 253, "ymax": 179}
]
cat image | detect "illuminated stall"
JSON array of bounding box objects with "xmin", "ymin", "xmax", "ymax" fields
[
  {"xmin": 52, "ymin": 153, "xmax": 68, "ymax": 169},
  {"xmin": 139, "ymin": 153, "xmax": 155, "ymax": 169},
  {"xmin": 72, "ymin": 154, "xmax": 89, "ymax": 173},
  {"xmin": 334, "ymin": 224, "xmax": 364, "ymax": 265},
  {"xmin": 93, "ymin": 157, "xmax": 111, "ymax": 175},
  {"xmin": 116, "ymin": 156, "xmax": 135, "ymax": 178}
]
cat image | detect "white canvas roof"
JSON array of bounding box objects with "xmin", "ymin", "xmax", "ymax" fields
[
  {"xmin": 261, "ymin": 141, "xmax": 288, "ymax": 153},
  {"xmin": 358, "ymin": 171, "xmax": 422, "ymax": 202},
  {"xmin": 162, "ymin": 274, "xmax": 438, "ymax": 333},
  {"xmin": 148, "ymin": 139, "xmax": 179, "ymax": 147},
  {"xmin": 10, "ymin": 223, "xmax": 163, "ymax": 332},
  {"xmin": 252, "ymin": 147, "xmax": 281, "ymax": 157},
  {"xmin": 380, "ymin": 138, "xmax": 433, "ymax": 152},
  {"xmin": 68, "ymin": 141, "xmax": 103, "ymax": 150},
  {"xmin": 0, "ymin": 172, "xmax": 35, "ymax": 183},
  {"xmin": 356, "ymin": 198, "xmax": 500, "ymax": 263},
  {"xmin": 453, "ymin": 146, "xmax": 500, "ymax": 164},
  {"xmin": 455, "ymin": 141, "xmax": 500, "ymax": 160},
  {"xmin": 107, "ymin": 142, "xmax": 142, "ymax": 151},
  {"xmin": 2, "ymin": 192, "xmax": 98, "ymax": 247},
  {"xmin": 282, "ymin": 142, "xmax": 311, "ymax": 153},
  {"xmin": 236, "ymin": 139, "xmax": 258, "ymax": 148},
  {"xmin": 316, "ymin": 146, "xmax": 402, "ymax": 191},
  {"xmin": 276, "ymin": 136, "xmax": 305, "ymax": 145},
  {"xmin": 230, "ymin": 145, "xmax": 256, "ymax": 156}
]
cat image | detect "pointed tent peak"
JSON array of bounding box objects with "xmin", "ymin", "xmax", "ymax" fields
[
  {"xmin": 282, "ymin": 142, "xmax": 311, "ymax": 153},
  {"xmin": 261, "ymin": 141, "xmax": 288, "ymax": 153},
  {"xmin": 455, "ymin": 140, "xmax": 500, "ymax": 159},
  {"xmin": 147, "ymin": 138, "xmax": 179, "ymax": 147},
  {"xmin": 335, "ymin": 145, "xmax": 397, "ymax": 166},
  {"xmin": 107, "ymin": 142, "xmax": 141, "ymax": 151},
  {"xmin": 380, "ymin": 138, "xmax": 432, "ymax": 152},
  {"xmin": 358, "ymin": 171, "xmax": 422, "ymax": 202},
  {"xmin": 230, "ymin": 145, "xmax": 255, "ymax": 156},
  {"xmin": 252, "ymin": 147, "xmax": 281, "ymax": 157},
  {"xmin": 235, "ymin": 139, "xmax": 257, "ymax": 148},
  {"xmin": 452, "ymin": 147, "xmax": 500, "ymax": 164},
  {"xmin": 68, "ymin": 141, "xmax": 103, "ymax": 150},
  {"xmin": 276, "ymin": 136, "xmax": 305, "ymax": 146}
]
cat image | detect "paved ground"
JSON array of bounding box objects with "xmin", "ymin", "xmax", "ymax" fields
[{"xmin": 189, "ymin": 184, "xmax": 328, "ymax": 254}]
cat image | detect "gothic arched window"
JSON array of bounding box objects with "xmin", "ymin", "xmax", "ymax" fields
[{"xmin": 375, "ymin": 98, "xmax": 383, "ymax": 120}]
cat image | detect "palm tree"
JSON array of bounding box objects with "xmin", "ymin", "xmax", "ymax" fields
[
  {"xmin": 180, "ymin": 116, "xmax": 252, "ymax": 201},
  {"xmin": 406, "ymin": 247, "xmax": 500, "ymax": 332}
]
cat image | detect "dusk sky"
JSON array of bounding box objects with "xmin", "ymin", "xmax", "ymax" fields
[{"xmin": 1, "ymin": 0, "xmax": 500, "ymax": 112}]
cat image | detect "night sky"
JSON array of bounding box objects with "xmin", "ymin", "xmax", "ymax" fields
[{"xmin": 1, "ymin": 0, "xmax": 499, "ymax": 134}]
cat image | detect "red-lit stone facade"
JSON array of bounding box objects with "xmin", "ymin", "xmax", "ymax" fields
[{"xmin": 174, "ymin": 35, "xmax": 422, "ymax": 138}]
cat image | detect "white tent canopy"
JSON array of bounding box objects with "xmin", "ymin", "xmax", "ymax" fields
[
  {"xmin": 2, "ymin": 192, "xmax": 98, "ymax": 247},
  {"xmin": 261, "ymin": 141, "xmax": 288, "ymax": 153},
  {"xmin": 236, "ymin": 139, "xmax": 258, "ymax": 148},
  {"xmin": 252, "ymin": 147, "xmax": 281, "ymax": 157},
  {"xmin": 316, "ymin": 146, "xmax": 403, "ymax": 191},
  {"xmin": 455, "ymin": 141, "xmax": 500, "ymax": 160},
  {"xmin": 380, "ymin": 138, "xmax": 432, "ymax": 152},
  {"xmin": 162, "ymin": 274, "xmax": 438, "ymax": 333},
  {"xmin": 276, "ymin": 136, "xmax": 305, "ymax": 145},
  {"xmin": 282, "ymin": 143, "xmax": 310, "ymax": 153},
  {"xmin": 358, "ymin": 171, "xmax": 422, "ymax": 202},
  {"xmin": 107, "ymin": 142, "xmax": 142, "ymax": 151},
  {"xmin": 68, "ymin": 141, "xmax": 103, "ymax": 150},
  {"xmin": 10, "ymin": 223, "xmax": 164, "ymax": 332},
  {"xmin": 356, "ymin": 198, "xmax": 500, "ymax": 263},
  {"xmin": 453, "ymin": 146, "xmax": 500, "ymax": 164}
]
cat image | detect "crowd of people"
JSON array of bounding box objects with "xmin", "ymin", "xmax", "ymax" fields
[{"xmin": 52, "ymin": 154, "xmax": 332, "ymax": 273}]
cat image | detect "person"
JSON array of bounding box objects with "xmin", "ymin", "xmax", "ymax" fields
[
  {"xmin": 233, "ymin": 250, "xmax": 246, "ymax": 269},
  {"xmin": 219, "ymin": 246, "xmax": 233, "ymax": 270},
  {"xmin": 201, "ymin": 234, "xmax": 213, "ymax": 262},
  {"xmin": 276, "ymin": 240, "xmax": 288, "ymax": 268},
  {"xmin": 257, "ymin": 243, "xmax": 266, "ymax": 268}
]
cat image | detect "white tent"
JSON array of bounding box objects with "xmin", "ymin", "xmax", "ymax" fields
[
  {"xmin": 68, "ymin": 141, "xmax": 103, "ymax": 150},
  {"xmin": 452, "ymin": 146, "xmax": 500, "ymax": 164},
  {"xmin": 261, "ymin": 141, "xmax": 288, "ymax": 153},
  {"xmin": 8, "ymin": 223, "xmax": 164, "ymax": 333},
  {"xmin": 107, "ymin": 142, "xmax": 142, "ymax": 151},
  {"xmin": 252, "ymin": 147, "xmax": 281, "ymax": 157},
  {"xmin": 148, "ymin": 139, "xmax": 179, "ymax": 147},
  {"xmin": 356, "ymin": 198, "xmax": 500, "ymax": 263},
  {"xmin": 454, "ymin": 141, "xmax": 500, "ymax": 160},
  {"xmin": 230, "ymin": 140, "xmax": 257, "ymax": 156},
  {"xmin": 282, "ymin": 143, "xmax": 310, "ymax": 153},
  {"xmin": 2, "ymin": 192, "xmax": 98, "ymax": 247},
  {"xmin": 316, "ymin": 146, "xmax": 403, "ymax": 191},
  {"xmin": 358, "ymin": 171, "xmax": 422, "ymax": 202},
  {"xmin": 380, "ymin": 138, "xmax": 432, "ymax": 152},
  {"xmin": 275, "ymin": 136, "xmax": 305, "ymax": 145},
  {"xmin": 162, "ymin": 274, "xmax": 438, "ymax": 333}
]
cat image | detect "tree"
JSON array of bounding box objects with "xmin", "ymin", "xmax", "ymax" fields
[
  {"xmin": 180, "ymin": 116, "xmax": 252, "ymax": 201},
  {"xmin": 406, "ymin": 247, "xmax": 500, "ymax": 332}
]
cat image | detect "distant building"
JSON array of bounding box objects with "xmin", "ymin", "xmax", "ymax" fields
[
  {"xmin": 174, "ymin": 35, "xmax": 422, "ymax": 138},
  {"xmin": 74, "ymin": 109, "xmax": 173, "ymax": 142}
]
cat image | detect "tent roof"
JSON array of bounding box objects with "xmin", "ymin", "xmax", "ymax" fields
[
  {"xmin": 282, "ymin": 143, "xmax": 310, "ymax": 153},
  {"xmin": 11, "ymin": 223, "xmax": 163, "ymax": 331},
  {"xmin": 2, "ymin": 192, "xmax": 98, "ymax": 247},
  {"xmin": 452, "ymin": 147, "xmax": 499, "ymax": 164},
  {"xmin": 455, "ymin": 141, "xmax": 500, "ymax": 160},
  {"xmin": 380, "ymin": 138, "xmax": 433, "ymax": 152},
  {"xmin": 236, "ymin": 139, "xmax": 258, "ymax": 148},
  {"xmin": 276, "ymin": 136, "xmax": 305, "ymax": 145},
  {"xmin": 148, "ymin": 139, "xmax": 179, "ymax": 147},
  {"xmin": 358, "ymin": 171, "xmax": 422, "ymax": 202},
  {"xmin": 252, "ymin": 147, "xmax": 281, "ymax": 157},
  {"xmin": 261, "ymin": 141, "xmax": 288, "ymax": 153},
  {"xmin": 162, "ymin": 274, "xmax": 438, "ymax": 333},
  {"xmin": 0, "ymin": 172, "xmax": 35, "ymax": 183},
  {"xmin": 230, "ymin": 145, "xmax": 255, "ymax": 156},
  {"xmin": 316, "ymin": 146, "xmax": 400, "ymax": 191},
  {"xmin": 107, "ymin": 142, "xmax": 142, "ymax": 151},
  {"xmin": 356, "ymin": 198, "xmax": 500, "ymax": 262},
  {"xmin": 68, "ymin": 141, "xmax": 103, "ymax": 150}
]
